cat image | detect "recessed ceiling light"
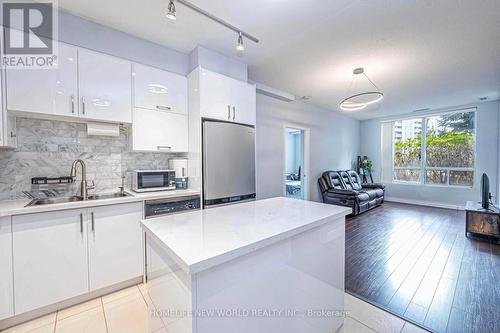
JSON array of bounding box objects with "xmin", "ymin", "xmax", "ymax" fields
[{"xmin": 166, "ymin": 0, "xmax": 176, "ymax": 20}]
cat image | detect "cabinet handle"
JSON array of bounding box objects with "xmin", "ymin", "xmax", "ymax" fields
[
  {"xmin": 10, "ymin": 131, "xmax": 16, "ymax": 138},
  {"xmin": 71, "ymin": 96, "xmax": 75, "ymax": 114},
  {"xmin": 227, "ymin": 105, "xmax": 231, "ymax": 120},
  {"xmin": 156, "ymin": 105, "xmax": 172, "ymax": 111},
  {"xmin": 157, "ymin": 145, "xmax": 172, "ymax": 151},
  {"xmin": 81, "ymin": 97, "xmax": 86, "ymax": 115},
  {"xmin": 91, "ymin": 212, "xmax": 95, "ymax": 232},
  {"xmin": 232, "ymin": 106, "xmax": 235, "ymax": 120},
  {"xmin": 80, "ymin": 213, "xmax": 83, "ymax": 233}
]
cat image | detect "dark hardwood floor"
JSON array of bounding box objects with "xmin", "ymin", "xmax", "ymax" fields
[{"xmin": 345, "ymin": 202, "xmax": 500, "ymax": 333}]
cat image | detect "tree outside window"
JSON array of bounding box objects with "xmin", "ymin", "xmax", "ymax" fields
[{"xmin": 392, "ymin": 111, "xmax": 476, "ymax": 187}]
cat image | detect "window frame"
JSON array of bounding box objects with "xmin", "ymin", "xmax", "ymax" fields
[{"xmin": 390, "ymin": 108, "xmax": 477, "ymax": 188}]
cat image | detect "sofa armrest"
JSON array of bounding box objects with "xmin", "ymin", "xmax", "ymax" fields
[
  {"xmin": 362, "ymin": 183, "xmax": 385, "ymax": 190},
  {"xmin": 326, "ymin": 188, "xmax": 359, "ymax": 197}
]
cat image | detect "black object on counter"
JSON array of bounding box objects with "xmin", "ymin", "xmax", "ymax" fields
[{"xmin": 31, "ymin": 176, "xmax": 74, "ymax": 185}]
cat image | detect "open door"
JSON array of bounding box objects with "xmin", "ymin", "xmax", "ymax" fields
[{"xmin": 283, "ymin": 125, "xmax": 310, "ymax": 200}]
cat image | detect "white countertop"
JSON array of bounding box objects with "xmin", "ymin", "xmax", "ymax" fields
[
  {"xmin": 141, "ymin": 197, "xmax": 350, "ymax": 275},
  {"xmin": 0, "ymin": 189, "xmax": 200, "ymax": 217}
]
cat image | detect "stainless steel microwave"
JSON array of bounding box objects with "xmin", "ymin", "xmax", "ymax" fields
[{"xmin": 131, "ymin": 170, "xmax": 176, "ymax": 192}]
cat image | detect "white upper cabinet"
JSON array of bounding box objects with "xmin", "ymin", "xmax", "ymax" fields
[
  {"xmin": 199, "ymin": 69, "xmax": 232, "ymax": 121},
  {"xmin": 0, "ymin": 216, "xmax": 13, "ymax": 320},
  {"xmin": 133, "ymin": 63, "xmax": 187, "ymax": 114},
  {"xmin": 88, "ymin": 202, "xmax": 143, "ymax": 291},
  {"xmin": 78, "ymin": 48, "xmax": 132, "ymax": 123},
  {"xmin": 232, "ymin": 79, "xmax": 256, "ymax": 125},
  {"xmin": 131, "ymin": 64, "xmax": 189, "ymax": 153},
  {"xmin": 1, "ymin": 67, "xmax": 17, "ymax": 148},
  {"xmin": 198, "ymin": 68, "xmax": 256, "ymax": 125},
  {"xmin": 132, "ymin": 107, "xmax": 188, "ymax": 152},
  {"xmin": 5, "ymin": 41, "xmax": 132, "ymax": 124},
  {"xmin": 6, "ymin": 40, "xmax": 78, "ymax": 117},
  {"xmin": 12, "ymin": 209, "xmax": 89, "ymax": 315}
]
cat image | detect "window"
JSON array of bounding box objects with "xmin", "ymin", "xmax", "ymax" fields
[
  {"xmin": 393, "ymin": 118, "xmax": 422, "ymax": 183},
  {"xmin": 389, "ymin": 110, "xmax": 476, "ymax": 187}
]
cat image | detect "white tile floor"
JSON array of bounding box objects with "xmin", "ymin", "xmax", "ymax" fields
[{"xmin": 1, "ymin": 285, "xmax": 429, "ymax": 333}]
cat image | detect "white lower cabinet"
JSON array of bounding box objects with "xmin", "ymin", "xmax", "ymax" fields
[
  {"xmin": 0, "ymin": 216, "xmax": 14, "ymax": 320},
  {"xmin": 88, "ymin": 202, "xmax": 143, "ymax": 291},
  {"xmin": 12, "ymin": 209, "xmax": 89, "ymax": 314},
  {"xmin": 11, "ymin": 202, "xmax": 143, "ymax": 316}
]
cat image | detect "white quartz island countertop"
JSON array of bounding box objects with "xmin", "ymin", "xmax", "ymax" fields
[{"xmin": 141, "ymin": 197, "xmax": 351, "ymax": 274}]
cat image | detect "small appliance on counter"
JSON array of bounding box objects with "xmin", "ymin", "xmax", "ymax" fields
[
  {"xmin": 169, "ymin": 158, "xmax": 189, "ymax": 190},
  {"xmin": 131, "ymin": 170, "xmax": 176, "ymax": 192}
]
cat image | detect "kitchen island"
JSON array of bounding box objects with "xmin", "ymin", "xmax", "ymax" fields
[{"xmin": 141, "ymin": 197, "xmax": 350, "ymax": 333}]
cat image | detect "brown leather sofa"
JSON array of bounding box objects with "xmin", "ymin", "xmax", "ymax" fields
[{"xmin": 318, "ymin": 170, "xmax": 385, "ymax": 216}]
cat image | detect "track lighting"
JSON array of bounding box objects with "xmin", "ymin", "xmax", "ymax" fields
[
  {"xmin": 166, "ymin": 0, "xmax": 176, "ymax": 20},
  {"xmin": 236, "ymin": 32, "xmax": 244, "ymax": 51},
  {"xmin": 166, "ymin": 0, "xmax": 259, "ymax": 49}
]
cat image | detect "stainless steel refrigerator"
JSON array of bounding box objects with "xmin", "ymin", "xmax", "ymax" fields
[{"xmin": 202, "ymin": 120, "xmax": 256, "ymax": 207}]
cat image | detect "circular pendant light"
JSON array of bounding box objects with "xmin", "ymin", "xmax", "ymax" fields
[{"xmin": 339, "ymin": 68, "xmax": 383, "ymax": 111}]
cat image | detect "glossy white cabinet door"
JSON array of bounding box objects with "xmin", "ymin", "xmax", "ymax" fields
[
  {"xmin": 0, "ymin": 71, "xmax": 3, "ymax": 147},
  {"xmin": 232, "ymin": 80, "xmax": 256, "ymax": 126},
  {"xmin": 6, "ymin": 40, "xmax": 78, "ymax": 117},
  {"xmin": 132, "ymin": 107, "xmax": 188, "ymax": 152},
  {"xmin": 133, "ymin": 63, "xmax": 187, "ymax": 114},
  {"xmin": 0, "ymin": 216, "xmax": 13, "ymax": 320},
  {"xmin": 199, "ymin": 69, "xmax": 232, "ymax": 121},
  {"xmin": 78, "ymin": 48, "xmax": 132, "ymax": 123},
  {"xmin": 12, "ymin": 209, "xmax": 89, "ymax": 314},
  {"xmin": 88, "ymin": 202, "xmax": 143, "ymax": 291}
]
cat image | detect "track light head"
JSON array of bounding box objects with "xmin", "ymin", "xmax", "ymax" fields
[
  {"xmin": 166, "ymin": 0, "xmax": 176, "ymax": 20},
  {"xmin": 236, "ymin": 32, "xmax": 244, "ymax": 51}
]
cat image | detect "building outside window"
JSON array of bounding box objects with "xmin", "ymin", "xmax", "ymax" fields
[{"xmin": 389, "ymin": 109, "xmax": 476, "ymax": 187}]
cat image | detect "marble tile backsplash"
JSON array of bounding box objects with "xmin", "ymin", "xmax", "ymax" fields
[{"xmin": 0, "ymin": 118, "xmax": 184, "ymax": 200}]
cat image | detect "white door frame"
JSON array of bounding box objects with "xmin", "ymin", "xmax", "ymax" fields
[{"xmin": 282, "ymin": 123, "xmax": 311, "ymax": 200}]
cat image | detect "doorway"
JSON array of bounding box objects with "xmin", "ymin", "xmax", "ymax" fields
[{"xmin": 283, "ymin": 125, "xmax": 310, "ymax": 200}]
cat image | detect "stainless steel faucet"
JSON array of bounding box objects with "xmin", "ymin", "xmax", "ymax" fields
[{"xmin": 70, "ymin": 159, "xmax": 95, "ymax": 200}]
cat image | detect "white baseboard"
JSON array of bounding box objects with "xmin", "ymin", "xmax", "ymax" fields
[{"xmin": 385, "ymin": 196, "xmax": 465, "ymax": 210}]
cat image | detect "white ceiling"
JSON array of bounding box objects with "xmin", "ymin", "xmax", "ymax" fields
[{"xmin": 58, "ymin": 0, "xmax": 500, "ymax": 120}]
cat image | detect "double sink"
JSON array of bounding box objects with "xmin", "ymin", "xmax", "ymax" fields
[
  {"xmin": 26, "ymin": 160, "xmax": 132, "ymax": 207},
  {"xmin": 26, "ymin": 192, "xmax": 130, "ymax": 207}
]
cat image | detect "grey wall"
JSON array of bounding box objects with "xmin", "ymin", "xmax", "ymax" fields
[
  {"xmin": 360, "ymin": 100, "xmax": 500, "ymax": 206},
  {"xmin": 256, "ymin": 94, "xmax": 360, "ymax": 202}
]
